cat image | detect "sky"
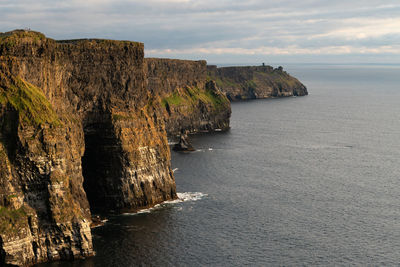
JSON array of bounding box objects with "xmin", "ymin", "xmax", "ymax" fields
[{"xmin": 1, "ymin": 0, "xmax": 400, "ymax": 64}]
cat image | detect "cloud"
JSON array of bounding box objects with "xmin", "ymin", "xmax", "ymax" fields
[
  {"xmin": 147, "ymin": 45, "xmax": 400, "ymax": 56},
  {"xmin": 1, "ymin": 0, "xmax": 400, "ymax": 63},
  {"xmin": 311, "ymin": 18, "xmax": 400, "ymax": 40}
]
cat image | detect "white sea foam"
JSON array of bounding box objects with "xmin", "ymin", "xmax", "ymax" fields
[
  {"xmin": 123, "ymin": 208, "xmax": 152, "ymax": 216},
  {"xmin": 177, "ymin": 192, "xmax": 207, "ymax": 201},
  {"xmin": 208, "ymin": 148, "xmax": 213, "ymax": 151},
  {"xmin": 122, "ymin": 192, "xmax": 207, "ymax": 216},
  {"xmin": 307, "ymin": 144, "xmax": 354, "ymax": 150},
  {"xmin": 91, "ymin": 218, "xmax": 109, "ymax": 228}
]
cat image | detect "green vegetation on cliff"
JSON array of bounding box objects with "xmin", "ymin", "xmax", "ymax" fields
[
  {"xmin": 0, "ymin": 30, "xmax": 46, "ymax": 41},
  {"xmin": 0, "ymin": 206, "xmax": 28, "ymax": 233},
  {"xmin": 207, "ymin": 65, "xmax": 308, "ymax": 100},
  {"xmin": 210, "ymin": 76, "xmax": 237, "ymax": 89},
  {"xmin": 161, "ymin": 91, "xmax": 184, "ymax": 107},
  {"xmin": 0, "ymin": 30, "xmax": 47, "ymax": 49},
  {"xmin": 0, "ymin": 75, "xmax": 61, "ymax": 127},
  {"xmin": 57, "ymin": 38, "xmax": 143, "ymax": 49},
  {"xmin": 161, "ymin": 86, "xmax": 229, "ymax": 112},
  {"xmin": 202, "ymin": 88, "xmax": 229, "ymax": 110}
]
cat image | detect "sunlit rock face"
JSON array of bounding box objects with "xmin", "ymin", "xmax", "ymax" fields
[
  {"xmin": 146, "ymin": 58, "xmax": 231, "ymax": 137},
  {"xmin": 0, "ymin": 30, "xmax": 176, "ymax": 266}
]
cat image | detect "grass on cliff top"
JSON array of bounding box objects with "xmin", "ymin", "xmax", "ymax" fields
[
  {"xmin": 0, "ymin": 30, "xmax": 46, "ymax": 41},
  {"xmin": 161, "ymin": 86, "xmax": 229, "ymax": 111},
  {"xmin": 0, "ymin": 30, "xmax": 46, "ymax": 40},
  {"xmin": 203, "ymin": 88, "xmax": 229, "ymax": 109},
  {"xmin": 0, "ymin": 206, "xmax": 28, "ymax": 233},
  {"xmin": 210, "ymin": 75, "xmax": 258, "ymax": 93},
  {"xmin": 0, "ymin": 76, "xmax": 61, "ymax": 127},
  {"xmin": 161, "ymin": 91, "xmax": 184, "ymax": 107},
  {"xmin": 213, "ymin": 77, "xmax": 238, "ymax": 89},
  {"xmin": 188, "ymin": 86, "xmax": 228, "ymax": 109},
  {"xmin": 56, "ymin": 38, "xmax": 143, "ymax": 49},
  {"xmin": 0, "ymin": 30, "xmax": 46, "ymax": 48},
  {"xmin": 209, "ymin": 69, "xmax": 300, "ymax": 91},
  {"xmin": 257, "ymin": 71, "xmax": 299, "ymax": 88}
]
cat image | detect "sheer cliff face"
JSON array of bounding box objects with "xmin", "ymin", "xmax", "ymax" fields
[
  {"xmin": 207, "ymin": 65, "xmax": 308, "ymax": 101},
  {"xmin": 0, "ymin": 30, "xmax": 176, "ymax": 266},
  {"xmin": 146, "ymin": 58, "xmax": 231, "ymax": 137}
]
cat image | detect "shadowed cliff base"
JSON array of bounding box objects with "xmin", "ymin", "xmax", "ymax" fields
[
  {"xmin": 81, "ymin": 109, "xmax": 177, "ymax": 214},
  {"xmin": 81, "ymin": 111, "xmax": 125, "ymax": 212}
]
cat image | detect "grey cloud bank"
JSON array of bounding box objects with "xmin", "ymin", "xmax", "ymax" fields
[{"xmin": 1, "ymin": 0, "xmax": 400, "ymax": 64}]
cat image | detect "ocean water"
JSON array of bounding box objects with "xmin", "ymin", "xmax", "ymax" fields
[{"xmin": 38, "ymin": 65, "xmax": 400, "ymax": 266}]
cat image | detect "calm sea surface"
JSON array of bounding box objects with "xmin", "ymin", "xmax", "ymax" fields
[{"xmin": 39, "ymin": 65, "xmax": 400, "ymax": 266}]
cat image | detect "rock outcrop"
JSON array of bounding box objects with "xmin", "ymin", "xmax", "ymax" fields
[
  {"xmin": 207, "ymin": 65, "xmax": 308, "ymax": 101},
  {"xmin": 173, "ymin": 132, "xmax": 195, "ymax": 152},
  {"xmin": 146, "ymin": 58, "xmax": 231, "ymax": 137},
  {"xmin": 0, "ymin": 30, "xmax": 177, "ymax": 266}
]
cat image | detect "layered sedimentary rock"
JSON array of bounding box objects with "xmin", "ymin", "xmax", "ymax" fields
[
  {"xmin": 146, "ymin": 58, "xmax": 231, "ymax": 136},
  {"xmin": 207, "ymin": 65, "xmax": 308, "ymax": 101},
  {"xmin": 0, "ymin": 30, "xmax": 176, "ymax": 266},
  {"xmin": 0, "ymin": 29, "xmax": 308, "ymax": 266}
]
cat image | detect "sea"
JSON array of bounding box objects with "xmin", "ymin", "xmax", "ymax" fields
[{"xmin": 38, "ymin": 64, "xmax": 400, "ymax": 266}]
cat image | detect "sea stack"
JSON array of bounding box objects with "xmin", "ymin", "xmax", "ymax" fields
[{"xmin": 173, "ymin": 132, "xmax": 195, "ymax": 152}]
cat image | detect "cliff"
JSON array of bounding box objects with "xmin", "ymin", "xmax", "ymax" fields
[
  {"xmin": 0, "ymin": 30, "xmax": 308, "ymax": 266},
  {"xmin": 145, "ymin": 58, "xmax": 231, "ymax": 137},
  {"xmin": 0, "ymin": 30, "xmax": 176, "ymax": 266},
  {"xmin": 207, "ymin": 65, "xmax": 308, "ymax": 101}
]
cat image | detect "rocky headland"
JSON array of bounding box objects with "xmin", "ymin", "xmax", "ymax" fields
[
  {"xmin": 0, "ymin": 30, "xmax": 306, "ymax": 266},
  {"xmin": 207, "ymin": 65, "xmax": 308, "ymax": 101}
]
